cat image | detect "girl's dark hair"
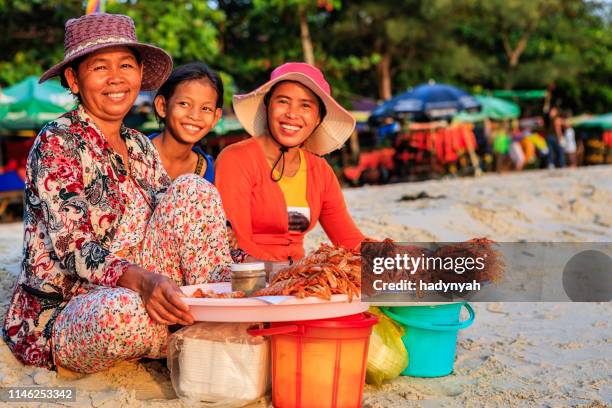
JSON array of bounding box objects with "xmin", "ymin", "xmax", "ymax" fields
[
  {"xmin": 59, "ymin": 47, "xmax": 142, "ymax": 104},
  {"xmin": 154, "ymin": 62, "xmax": 224, "ymax": 124},
  {"xmin": 263, "ymin": 80, "xmax": 327, "ymax": 121}
]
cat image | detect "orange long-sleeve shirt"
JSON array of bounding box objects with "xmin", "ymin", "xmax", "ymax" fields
[{"xmin": 215, "ymin": 138, "xmax": 364, "ymax": 261}]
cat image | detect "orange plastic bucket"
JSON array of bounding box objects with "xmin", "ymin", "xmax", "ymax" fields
[{"xmin": 248, "ymin": 313, "xmax": 378, "ymax": 408}]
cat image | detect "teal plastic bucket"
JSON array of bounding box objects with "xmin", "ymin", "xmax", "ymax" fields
[{"xmin": 381, "ymin": 303, "xmax": 475, "ymax": 377}]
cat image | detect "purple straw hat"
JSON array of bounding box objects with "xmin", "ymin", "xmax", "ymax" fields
[{"xmin": 39, "ymin": 13, "xmax": 172, "ymax": 91}]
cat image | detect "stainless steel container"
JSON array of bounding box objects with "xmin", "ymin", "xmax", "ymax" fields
[{"xmin": 231, "ymin": 262, "xmax": 266, "ymax": 295}]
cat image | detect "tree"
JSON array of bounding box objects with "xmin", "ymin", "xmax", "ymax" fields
[
  {"xmin": 457, "ymin": 0, "xmax": 612, "ymax": 111},
  {"xmin": 329, "ymin": 0, "xmax": 473, "ymax": 100},
  {"xmin": 108, "ymin": 1, "xmax": 224, "ymax": 64},
  {"xmin": 463, "ymin": 0, "xmax": 567, "ymax": 89},
  {"xmin": 0, "ymin": 0, "xmax": 81, "ymax": 86},
  {"xmin": 252, "ymin": 0, "xmax": 339, "ymax": 65},
  {"xmin": 0, "ymin": 0, "xmax": 609, "ymax": 113},
  {"xmin": 106, "ymin": 1, "xmax": 236, "ymax": 107},
  {"xmin": 216, "ymin": 0, "xmax": 304, "ymax": 92}
]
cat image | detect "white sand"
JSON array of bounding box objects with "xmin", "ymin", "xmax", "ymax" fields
[{"xmin": 0, "ymin": 165, "xmax": 610, "ymax": 407}]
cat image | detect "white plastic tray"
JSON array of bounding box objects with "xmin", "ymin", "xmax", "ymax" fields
[{"xmin": 181, "ymin": 282, "xmax": 369, "ymax": 322}]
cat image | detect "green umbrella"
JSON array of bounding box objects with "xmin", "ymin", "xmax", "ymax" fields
[
  {"xmin": 212, "ymin": 116, "xmax": 244, "ymax": 135},
  {"xmin": 453, "ymin": 96, "xmax": 520, "ymax": 123},
  {"xmin": 475, "ymin": 95, "xmax": 520, "ymax": 120},
  {"xmin": 453, "ymin": 111, "xmax": 488, "ymax": 123},
  {"xmin": 491, "ymin": 89, "xmax": 546, "ymax": 100},
  {"xmin": 574, "ymin": 113, "xmax": 612, "ymax": 130},
  {"xmin": 0, "ymin": 76, "xmax": 75, "ymax": 131},
  {"xmin": 0, "ymin": 97, "xmax": 8, "ymax": 121}
]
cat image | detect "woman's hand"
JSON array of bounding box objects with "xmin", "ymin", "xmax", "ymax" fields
[{"xmin": 118, "ymin": 265, "xmax": 195, "ymax": 326}]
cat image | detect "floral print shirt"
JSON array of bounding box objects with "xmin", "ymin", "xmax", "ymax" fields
[{"xmin": 2, "ymin": 106, "xmax": 170, "ymax": 369}]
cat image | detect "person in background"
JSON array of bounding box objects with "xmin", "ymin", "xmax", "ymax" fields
[
  {"xmin": 3, "ymin": 14, "xmax": 232, "ymax": 375},
  {"xmin": 543, "ymin": 106, "xmax": 565, "ymax": 168},
  {"xmin": 377, "ymin": 117, "xmax": 399, "ymax": 146},
  {"xmin": 150, "ymin": 62, "xmax": 223, "ymax": 183},
  {"xmin": 562, "ymin": 111, "xmax": 577, "ymax": 167},
  {"xmin": 215, "ymin": 62, "xmax": 365, "ymax": 262},
  {"xmin": 509, "ymin": 121, "xmax": 526, "ymax": 171},
  {"xmin": 518, "ymin": 127, "xmax": 537, "ymax": 168},
  {"xmin": 492, "ymin": 121, "xmax": 512, "ymax": 172},
  {"xmin": 473, "ymin": 119, "xmax": 494, "ymax": 172}
]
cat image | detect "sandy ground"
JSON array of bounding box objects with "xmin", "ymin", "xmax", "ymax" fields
[{"xmin": 0, "ymin": 165, "xmax": 610, "ymax": 407}]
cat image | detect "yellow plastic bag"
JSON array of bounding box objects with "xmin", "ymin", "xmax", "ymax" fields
[{"xmin": 366, "ymin": 307, "xmax": 409, "ymax": 385}]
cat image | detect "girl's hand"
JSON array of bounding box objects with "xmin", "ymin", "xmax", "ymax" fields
[
  {"xmin": 243, "ymin": 254, "xmax": 260, "ymax": 263},
  {"xmin": 118, "ymin": 265, "xmax": 195, "ymax": 326},
  {"xmin": 226, "ymin": 226, "xmax": 239, "ymax": 249}
]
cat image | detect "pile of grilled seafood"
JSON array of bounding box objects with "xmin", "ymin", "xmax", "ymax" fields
[
  {"xmin": 191, "ymin": 288, "xmax": 246, "ymax": 298},
  {"xmin": 251, "ymin": 243, "xmax": 361, "ymax": 301}
]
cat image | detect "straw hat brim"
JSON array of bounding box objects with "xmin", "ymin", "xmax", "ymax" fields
[
  {"xmin": 39, "ymin": 42, "xmax": 172, "ymax": 91},
  {"xmin": 232, "ymin": 72, "xmax": 356, "ymax": 156}
]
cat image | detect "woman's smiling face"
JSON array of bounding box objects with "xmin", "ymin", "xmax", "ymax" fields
[
  {"xmin": 64, "ymin": 46, "xmax": 143, "ymax": 123},
  {"xmin": 266, "ymin": 81, "xmax": 322, "ymax": 148}
]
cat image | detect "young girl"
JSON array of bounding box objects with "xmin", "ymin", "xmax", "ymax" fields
[{"xmin": 150, "ymin": 62, "xmax": 223, "ymax": 183}]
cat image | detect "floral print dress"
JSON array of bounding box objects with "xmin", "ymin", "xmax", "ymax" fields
[{"xmin": 3, "ymin": 106, "xmax": 231, "ymax": 373}]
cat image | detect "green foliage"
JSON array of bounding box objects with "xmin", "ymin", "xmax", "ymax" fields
[
  {"xmin": 0, "ymin": 0, "xmax": 81, "ymax": 87},
  {"xmin": 0, "ymin": 51, "xmax": 42, "ymax": 86},
  {"xmin": 107, "ymin": 1, "xmax": 224, "ymax": 63},
  {"xmin": 106, "ymin": 1, "xmax": 234, "ymax": 106},
  {"xmin": 0, "ymin": 0, "xmax": 610, "ymax": 114}
]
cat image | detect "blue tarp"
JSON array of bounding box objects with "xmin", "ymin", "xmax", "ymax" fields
[{"xmin": 0, "ymin": 171, "xmax": 25, "ymax": 192}]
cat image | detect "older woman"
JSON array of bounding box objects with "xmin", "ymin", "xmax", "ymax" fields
[
  {"xmin": 3, "ymin": 13, "xmax": 231, "ymax": 374},
  {"xmin": 215, "ymin": 63, "xmax": 364, "ymax": 262}
]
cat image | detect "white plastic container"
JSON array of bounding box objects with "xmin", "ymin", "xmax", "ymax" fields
[{"xmin": 168, "ymin": 322, "xmax": 269, "ymax": 406}]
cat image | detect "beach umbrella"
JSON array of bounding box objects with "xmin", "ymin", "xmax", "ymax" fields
[
  {"xmin": 0, "ymin": 92, "xmax": 12, "ymax": 126},
  {"xmin": 213, "ymin": 116, "xmax": 244, "ymax": 135},
  {"xmin": 370, "ymin": 82, "xmax": 481, "ymax": 122},
  {"xmin": 491, "ymin": 89, "xmax": 546, "ymax": 100},
  {"xmin": 574, "ymin": 113, "xmax": 612, "ymax": 130},
  {"xmin": 0, "ymin": 76, "xmax": 75, "ymax": 131},
  {"xmin": 475, "ymin": 95, "xmax": 520, "ymax": 120},
  {"xmin": 453, "ymin": 111, "xmax": 488, "ymax": 123},
  {"xmin": 453, "ymin": 96, "xmax": 520, "ymax": 123}
]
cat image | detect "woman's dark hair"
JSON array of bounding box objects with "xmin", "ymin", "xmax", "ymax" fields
[
  {"xmin": 59, "ymin": 47, "xmax": 142, "ymax": 104},
  {"xmin": 154, "ymin": 62, "xmax": 224, "ymax": 125},
  {"xmin": 263, "ymin": 80, "xmax": 327, "ymax": 121}
]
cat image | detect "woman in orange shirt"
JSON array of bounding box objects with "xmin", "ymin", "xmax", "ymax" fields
[{"xmin": 216, "ymin": 62, "xmax": 364, "ymax": 262}]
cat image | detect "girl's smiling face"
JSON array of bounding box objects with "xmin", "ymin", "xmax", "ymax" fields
[{"xmin": 154, "ymin": 79, "xmax": 222, "ymax": 145}]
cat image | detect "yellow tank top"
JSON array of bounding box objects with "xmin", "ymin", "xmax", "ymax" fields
[{"xmin": 274, "ymin": 149, "xmax": 308, "ymax": 207}]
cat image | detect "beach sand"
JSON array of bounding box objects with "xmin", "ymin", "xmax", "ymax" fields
[{"xmin": 0, "ymin": 165, "xmax": 610, "ymax": 407}]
